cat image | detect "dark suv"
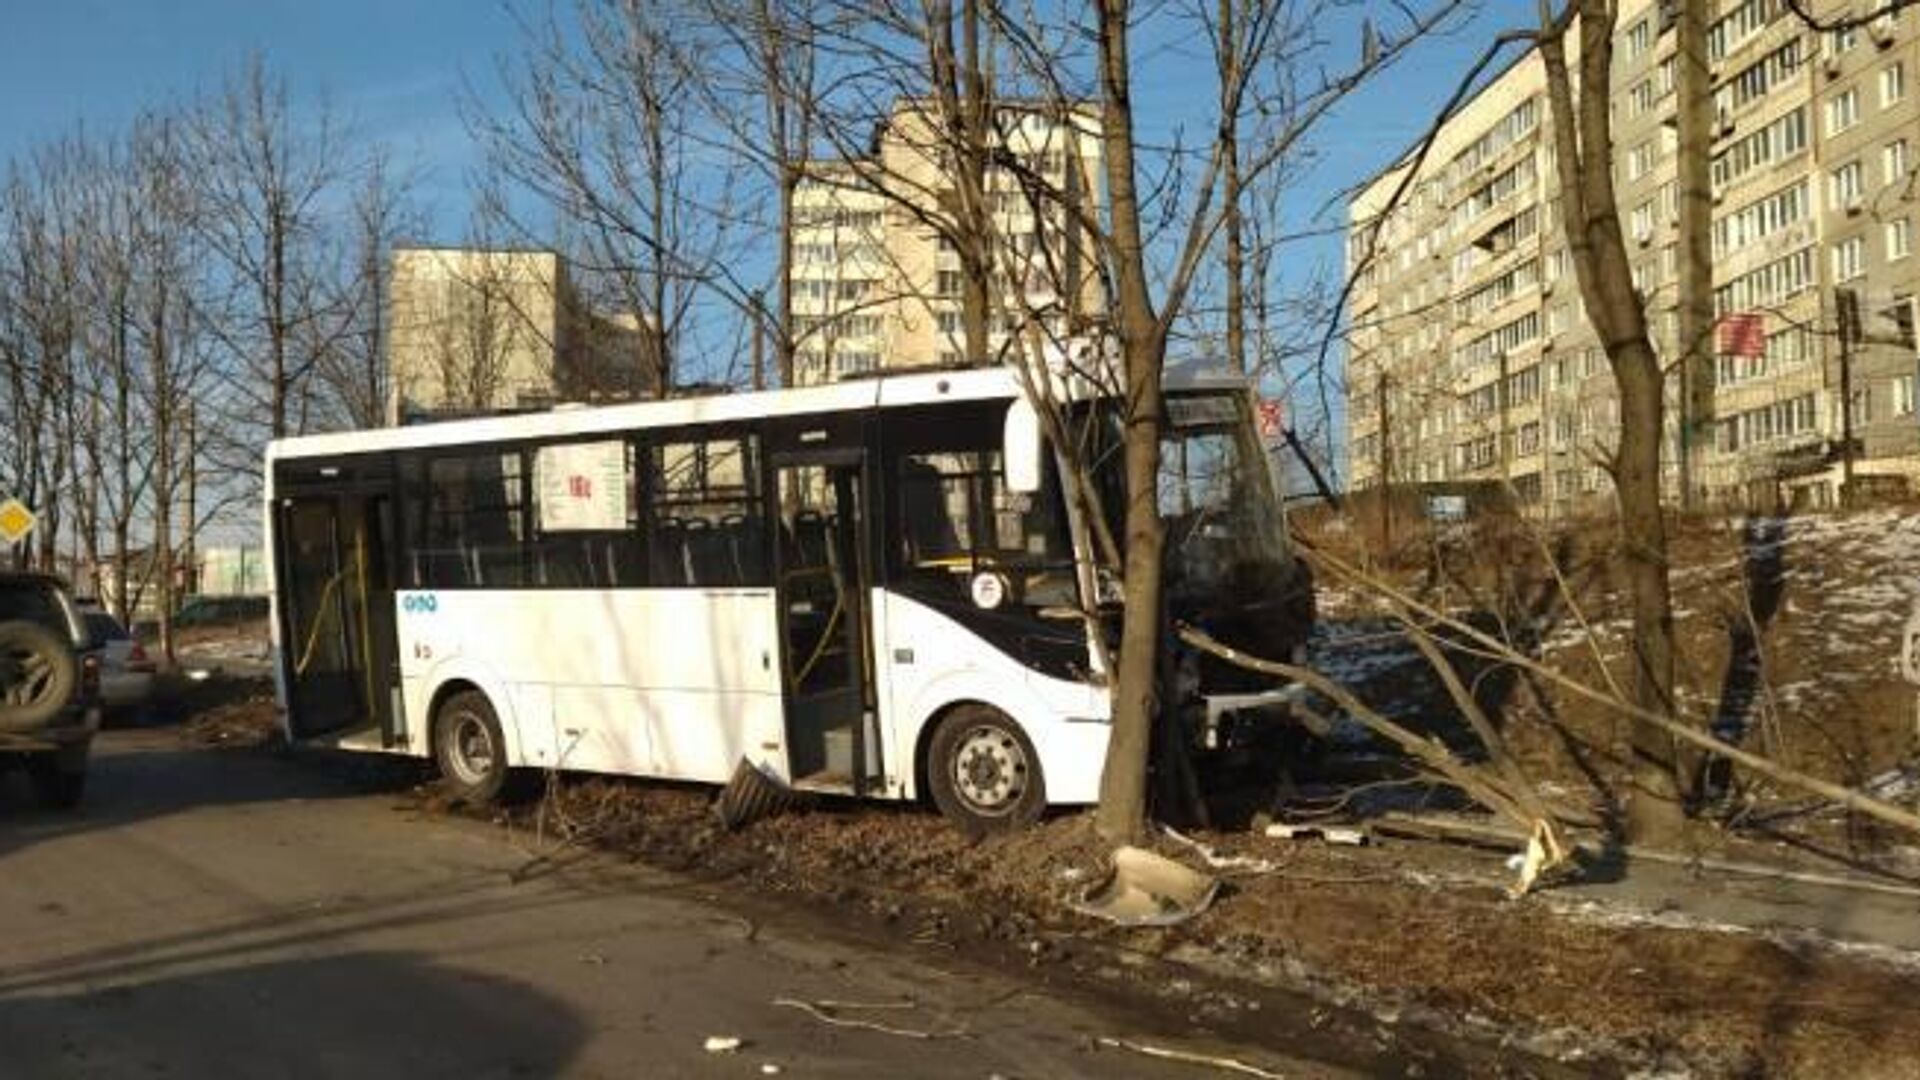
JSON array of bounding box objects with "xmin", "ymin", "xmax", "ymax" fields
[{"xmin": 0, "ymin": 573, "xmax": 100, "ymax": 808}]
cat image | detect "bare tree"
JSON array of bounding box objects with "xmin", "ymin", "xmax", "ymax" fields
[
  {"xmin": 316, "ymin": 150, "xmax": 422, "ymax": 428},
  {"xmin": 472, "ymin": 0, "xmax": 735, "ymax": 393},
  {"xmin": 0, "ymin": 138, "xmax": 86, "ymax": 572},
  {"xmin": 186, "ymin": 54, "xmax": 355, "ymax": 442},
  {"xmin": 1537, "ymin": 0, "xmax": 1687, "ymax": 843}
]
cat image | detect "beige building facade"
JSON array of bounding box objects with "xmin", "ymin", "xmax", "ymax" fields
[
  {"xmin": 789, "ymin": 100, "xmax": 1107, "ymax": 386},
  {"xmin": 388, "ymin": 247, "xmax": 658, "ymax": 423},
  {"xmin": 1346, "ymin": 1, "xmax": 1919, "ymax": 511}
]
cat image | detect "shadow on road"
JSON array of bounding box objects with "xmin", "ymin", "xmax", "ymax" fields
[
  {"xmin": 0, "ymin": 950, "xmax": 585, "ymax": 1078},
  {"xmin": 0, "ymin": 680, "xmax": 430, "ymax": 863}
]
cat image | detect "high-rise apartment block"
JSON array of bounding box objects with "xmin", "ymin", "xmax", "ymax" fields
[
  {"xmin": 789, "ymin": 99, "xmax": 1106, "ymax": 386},
  {"xmin": 1346, "ymin": 1, "xmax": 1918, "ymax": 510}
]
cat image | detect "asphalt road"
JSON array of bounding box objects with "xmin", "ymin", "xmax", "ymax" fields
[{"xmin": 0, "ymin": 729, "xmax": 1371, "ymax": 1080}]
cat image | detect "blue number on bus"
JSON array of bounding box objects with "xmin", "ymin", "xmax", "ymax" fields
[{"xmin": 402, "ymin": 593, "xmax": 438, "ymax": 615}]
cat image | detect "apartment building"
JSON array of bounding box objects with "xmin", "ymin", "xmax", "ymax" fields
[
  {"xmin": 1345, "ymin": 0, "xmax": 1919, "ymax": 511},
  {"xmin": 388, "ymin": 247, "xmax": 659, "ymax": 424},
  {"xmin": 789, "ymin": 99, "xmax": 1106, "ymax": 386}
]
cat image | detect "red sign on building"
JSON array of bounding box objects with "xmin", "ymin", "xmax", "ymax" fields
[{"xmin": 1717, "ymin": 312, "xmax": 1767, "ymax": 359}]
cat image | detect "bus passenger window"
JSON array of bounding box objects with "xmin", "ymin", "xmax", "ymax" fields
[
  {"xmin": 531, "ymin": 440, "xmax": 642, "ymax": 588},
  {"xmin": 416, "ymin": 452, "xmax": 527, "ymax": 588},
  {"xmin": 646, "ymin": 436, "xmax": 769, "ymax": 587}
]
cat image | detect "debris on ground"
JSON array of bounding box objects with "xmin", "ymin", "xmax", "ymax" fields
[
  {"xmin": 1096, "ymin": 1036, "xmax": 1287, "ymax": 1079},
  {"xmin": 1264, "ymin": 821, "xmax": 1368, "ymax": 846},
  {"xmin": 702, "ymin": 1036, "xmax": 743, "ymax": 1053},
  {"xmin": 714, "ymin": 757, "xmax": 800, "ymax": 831},
  {"xmin": 1072, "ymin": 846, "xmax": 1219, "ymax": 927},
  {"xmin": 771, "ymin": 998, "xmax": 966, "ymax": 1039}
]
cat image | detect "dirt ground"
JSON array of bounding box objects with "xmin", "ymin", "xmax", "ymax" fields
[{"xmin": 163, "ymin": 505, "xmax": 1920, "ymax": 1077}]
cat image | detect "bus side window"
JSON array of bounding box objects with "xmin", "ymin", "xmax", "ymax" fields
[
  {"xmin": 648, "ymin": 435, "xmax": 769, "ymax": 588},
  {"xmin": 419, "ymin": 452, "xmax": 527, "ymax": 588}
]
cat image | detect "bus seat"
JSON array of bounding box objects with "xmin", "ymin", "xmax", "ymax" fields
[{"xmin": 653, "ymin": 518, "xmax": 689, "ymax": 585}]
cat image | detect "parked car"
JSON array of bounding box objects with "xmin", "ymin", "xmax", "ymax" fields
[
  {"xmin": 172, "ymin": 594, "xmax": 269, "ymax": 629},
  {"xmin": 0, "ymin": 572, "xmax": 101, "ymax": 808},
  {"xmin": 79, "ymin": 606, "xmax": 156, "ymax": 714}
]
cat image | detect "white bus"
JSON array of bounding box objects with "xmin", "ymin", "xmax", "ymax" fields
[{"xmin": 264, "ymin": 361, "xmax": 1313, "ymax": 832}]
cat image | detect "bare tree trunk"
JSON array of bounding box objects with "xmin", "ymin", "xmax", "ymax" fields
[
  {"xmin": 1540, "ymin": 0, "xmax": 1686, "ymax": 844},
  {"xmin": 1092, "ymin": 0, "xmax": 1168, "ymax": 846}
]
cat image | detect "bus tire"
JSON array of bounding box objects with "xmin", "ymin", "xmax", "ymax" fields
[
  {"xmin": 433, "ymin": 689, "xmax": 511, "ymax": 806},
  {"xmin": 927, "ymin": 704, "xmax": 1045, "ymax": 836}
]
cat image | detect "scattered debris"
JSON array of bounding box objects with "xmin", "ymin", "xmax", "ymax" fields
[
  {"xmin": 1072, "ymin": 846, "xmax": 1219, "ymax": 927},
  {"xmin": 759, "ymin": 1064, "xmax": 781, "ymax": 1075},
  {"xmin": 1506, "ymin": 819, "xmax": 1569, "ymax": 898},
  {"xmin": 703, "ymin": 1036, "xmax": 743, "ymax": 1053},
  {"xmin": 1163, "ymin": 827, "xmax": 1281, "ymax": 873},
  {"xmin": 714, "ymin": 757, "xmax": 799, "ymax": 831},
  {"xmin": 1096, "ymin": 1036, "xmax": 1287, "ymax": 1079},
  {"xmin": 1264, "ymin": 822, "xmax": 1368, "ymax": 846},
  {"xmin": 772, "ymin": 997, "xmax": 966, "ymax": 1039}
]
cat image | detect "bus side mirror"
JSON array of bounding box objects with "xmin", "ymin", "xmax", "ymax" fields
[{"xmin": 1004, "ymin": 399, "xmax": 1043, "ymax": 494}]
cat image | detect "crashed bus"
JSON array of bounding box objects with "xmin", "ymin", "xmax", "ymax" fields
[{"xmin": 264, "ymin": 352, "xmax": 1314, "ymax": 832}]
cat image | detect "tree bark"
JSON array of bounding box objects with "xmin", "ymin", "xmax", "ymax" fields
[
  {"xmin": 1092, "ymin": 0, "xmax": 1169, "ymax": 846},
  {"xmin": 1540, "ymin": 0, "xmax": 1686, "ymax": 844}
]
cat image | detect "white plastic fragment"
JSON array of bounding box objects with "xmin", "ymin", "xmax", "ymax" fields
[
  {"xmin": 704, "ymin": 1036, "xmax": 743, "ymax": 1053},
  {"xmin": 1264, "ymin": 822, "xmax": 1368, "ymax": 846},
  {"xmin": 760, "ymin": 1065, "xmax": 782, "ymax": 1075}
]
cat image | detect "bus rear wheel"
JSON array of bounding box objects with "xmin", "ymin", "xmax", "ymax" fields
[
  {"xmin": 927, "ymin": 705, "xmax": 1045, "ymax": 836},
  {"xmin": 434, "ymin": 690, "xmax": 511, "ymax": 806}
]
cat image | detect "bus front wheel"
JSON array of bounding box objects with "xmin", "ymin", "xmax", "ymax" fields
[
  {"xmin": 434, "ymin": 690, "xmax": 511, "ymax": 806},
  {"xmin": 927, "ymin": 705, "xmax": 1045, "ymax": 836}
]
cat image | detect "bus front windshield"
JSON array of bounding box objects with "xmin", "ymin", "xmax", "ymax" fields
[{"xmin": 1155, "ymin": 394, "xmax": 1287, "ymax": 596}]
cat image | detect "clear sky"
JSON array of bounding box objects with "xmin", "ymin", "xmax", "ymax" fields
[
  {"xmin": 0, "ymin": 0, "xmax": 1540, "ymax": 250},
  {"xmin": 0, "ymin": 0, "xmax": 1540, "ymax": 464},
  {"xmin": 0, "ymin": 0, "xmax": 521, "ymax": 225}
]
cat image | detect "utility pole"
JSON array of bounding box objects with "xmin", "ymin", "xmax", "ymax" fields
[
  {"xmin": 1377, "ymin": 370, "xmax": 1392, "ymax": 548},
  {"xmin": 1838, "ymin": 286, "xmax": 1862, "ymax": 501},
  {"xmin": 1674, "ymin": 0, "xmax": 1714, "ymax": 512}
]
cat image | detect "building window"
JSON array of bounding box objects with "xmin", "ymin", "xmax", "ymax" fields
[
  {"xmin": 1883, "ymin": 63, "xmax": 1907, "ymax": 108},
  {"xmin": 1828, "ymin": 26, "xmax": 1858, "ymax": 54},
  {"xmin": 1630, "ymin": 200, "xmax": 1656, "ymax": 241},
  {"xmin": 1628, "ymin": 139, "xmax": 1656, "ymax": 180},
  {"xmin": 1712, "ymin": 107, "xmax": 1809, "ymax": 190},
  {"xmin": 1887, "ymin": 139, "xmax": 1912, "ymax": 186},
  {"xmin": 1833, "ymin": 235, "xmax": 1866, "ymax": 282},
  {"xmin": 1891, "ymin": 218, "xmax": 1914, "ymax": 261},
  {"xmin": 1850, "ymin": 387, "xmax": 1873, "ymax": 427},
  {"xmin": 1895, "ymin": 376, "xmax": 1916, "ymax": 417},
  {"xmin": 1625, "ymin": 17, "xmax": 1652, "ymax": 60},
  {"xmin": 1827, "ymin": 89, "xmax": 1860, "ymax": 135},
  {"xmin": 1831, "ymin": 159, "xmax": 1864, "ymax": 205}
]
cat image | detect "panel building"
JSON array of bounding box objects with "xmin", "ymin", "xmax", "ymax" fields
[
  {"xmin": 1345, "ymin": 0, "xmax": 1918, "ymax": 511},
  {"xmin": 387, "ymin": 247, "xmax": 660, "ymax": 424},
  {"xmin": 789, "ymin": 99, "xmax": 1107, "ymax": 385}
]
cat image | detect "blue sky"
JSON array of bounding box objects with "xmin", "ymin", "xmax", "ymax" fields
[
  {"xmin": 0, "ymin": 0, "xmax": 1540, "ymax": 456},
  {"xmin": 0, "ymin": 0, "xmax": 1538, "ymax": 250},
  {"xmin": 0, "ymin": 0, "xmax": 518, "ymax": 224}
]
